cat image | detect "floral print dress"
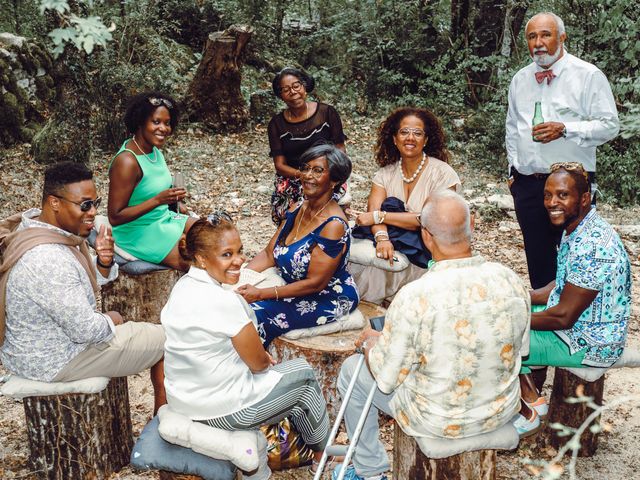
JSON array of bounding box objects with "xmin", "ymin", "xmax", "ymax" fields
[{"xmin": 250, "ymin": 207, "xmax": 359, "ymax": 346}]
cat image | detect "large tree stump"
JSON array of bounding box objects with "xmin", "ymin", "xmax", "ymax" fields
[
  {"xmin": 393, "ymin": 423, "xmax": 496, "ymax": 480},
  {"xmin": 101, "ymin": 269, "xmax": 181, "ymax": 323},
  {"xmin": 268, "ymin": 302, "xmax": 385, "ymax": 420},
  {"xmin": 546, "ymin": 368, "xmax": 605, "ymax": 457},
  {"xmin": 186, "ymin": 25, "xmax": 253, "ymax": 131},
  {"xmin": 23, "ymin": 376, "xmax": 132, "ymax": 479}
]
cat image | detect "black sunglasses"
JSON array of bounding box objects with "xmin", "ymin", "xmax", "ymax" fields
[
  {"xmin": 148, "ymin": 97, "xmax": 173, "ymax": 109},
  {"xmin": 53, "ymin": 195, "xmax": 102, "ymax": 212},
  {"xmin": 206, "ymin": 211, "xmax": 233, "ymax": 225}
]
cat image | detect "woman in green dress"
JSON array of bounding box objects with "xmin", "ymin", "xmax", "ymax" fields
[{"xmin": 108, "ymin": 92, "xmax": 196, "ymax": 270}]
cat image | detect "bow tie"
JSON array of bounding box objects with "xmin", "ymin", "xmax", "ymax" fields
[{"xmin": 535, "ymin": 70, "xmax": 556, "ymax": 85}]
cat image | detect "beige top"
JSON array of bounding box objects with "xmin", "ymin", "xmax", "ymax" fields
[{"xmin": 372, "ymin": 157, "xmax": 461, "ymax": 211}]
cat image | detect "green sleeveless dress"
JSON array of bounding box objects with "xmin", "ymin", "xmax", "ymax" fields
[{"xmin": 109, "ymin": 141, "xmax": 188, "ymax": 264}]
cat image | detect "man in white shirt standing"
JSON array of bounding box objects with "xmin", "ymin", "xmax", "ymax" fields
[{"xmin": 505, "ymin": 11, "xmax": 619, "ymax": 289}]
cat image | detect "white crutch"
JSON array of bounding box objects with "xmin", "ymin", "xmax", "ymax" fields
[{"xmin": 313, "ymin": 350, "xmax": 378, "ymax": 480}]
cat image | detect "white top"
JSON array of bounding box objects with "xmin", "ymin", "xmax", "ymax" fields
[
  {"xmin": 161, "ymin": 266, "xmax": 282, "ymax": 420},
  {"xmin": 372, "ymin": 157, "xmax": 461, "ymax": 212},
  {"xmin": 505, "ymin": 51, "xmax": 619, "ymax": 175}
]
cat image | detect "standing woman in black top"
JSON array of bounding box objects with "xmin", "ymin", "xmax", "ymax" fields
[{"xmin": 268, "ymin": 67, "xmax": 348, "ymax": 224}]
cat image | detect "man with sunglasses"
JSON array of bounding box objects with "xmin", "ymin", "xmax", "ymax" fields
[
  {"xmin": 0, "ymin": 162, "xmax": 166, "ymax": 414},
  {"xmin": 513, "ymin": 162, "xmax": 631, "ymax": 436},
  {"xmin": 505, "ymin": 11, "xmax": 619, "ymax": 290}
]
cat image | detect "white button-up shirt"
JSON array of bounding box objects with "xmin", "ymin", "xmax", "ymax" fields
[{"xmin": 506, "ymin": 51, "xmax": 619, "ymax": 175}]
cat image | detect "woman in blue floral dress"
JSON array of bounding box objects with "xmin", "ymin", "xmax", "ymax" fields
[{"xmin": 237, "ymin": 144, "xmax": 359, "ymax": 346}]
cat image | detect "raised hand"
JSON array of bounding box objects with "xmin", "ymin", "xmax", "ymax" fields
[{"xmin": 95, "ymin": 224, "xmax": 115, "ymax": 268}]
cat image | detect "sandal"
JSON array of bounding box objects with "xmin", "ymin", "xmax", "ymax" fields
[{"xmin": 309, "ymin": 455, "xmax": 341, "ymax": 474}]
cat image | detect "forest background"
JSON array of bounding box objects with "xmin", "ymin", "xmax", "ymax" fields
[
  {"xmin": 1, "ymin": 2, "xmax": 640, "ymax": 479},
  {"xmin": 1, "ymin": 0, "xmax": 639, "ymax": 206}
]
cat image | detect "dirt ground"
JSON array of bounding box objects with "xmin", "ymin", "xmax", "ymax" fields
[{"xmin": 0, "ymin": 118, "xmax": 638, "ymax": 479}]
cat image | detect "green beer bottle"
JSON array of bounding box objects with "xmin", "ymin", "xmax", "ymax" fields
[{"xmin": 532, "ymin": 101, "xmax": 544, "ymax": 142}]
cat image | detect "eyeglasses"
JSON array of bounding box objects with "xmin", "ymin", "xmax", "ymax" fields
[
  {"xmin": 279, "ymin": 81, "xmax": 304, "ymax": 95},
  {"xmin": 148, "ymin": 97, "xmax": 173, "ymax": 109},
  {"xmin": 53, "ymin": 195, "xmax": 102, "ymax": 212},
  {"xmin": 397, "ymin": 128, "xmax": 426, "ymax": 139},
  {"xmin": 550, "ymin": 162, "xmax": 589, "ymax": 183},
  {"xmin": 299, "ymin": 164, "xmax": 326, "ymax": 179},
  {"xmin": 206, "ymin": 211, "xmax": 233, "ymax": 226}
]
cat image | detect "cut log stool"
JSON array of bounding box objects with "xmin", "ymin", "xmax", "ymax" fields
[
  {"xmin": 393, "ymin": 423, "xmax": 496, "ymax": 480},
  {"xmin": 268, "ymin": 301, "xmax": 385, "ymax": 420},
  {"xmin": 546, "ymin": 368, "xmax": 605, "ymax": 456},
  {"xmin": 23, "ymin": 377, "xmax": 132, "ymax": 479},
  {"xmin": 102, "ymin": 269, "xmax": 181, "ymax": 323}
]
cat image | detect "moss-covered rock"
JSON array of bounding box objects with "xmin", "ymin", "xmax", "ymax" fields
[{"xmin": 0, "ymin": 32, "xmax": 54, "ymax": 147}]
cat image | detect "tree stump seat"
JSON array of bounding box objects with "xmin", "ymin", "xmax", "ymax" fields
[
  {"xmin": 101, "ymin": 268, "xmax": 181, "ymax": 323},
  {"xmin": 21, "ymin": 376, "xmax": 132, "ymax": 479},
  {"xmin": 268, "ymin": 301, "xmax": 385, "ymax": 420},
  {"xmin": 545, "ymin": 368, "xmax": 605, "ymax": 457},
  {"xmin": 393, "ymin": 423, "xmax": 509, "ymax": 480}
]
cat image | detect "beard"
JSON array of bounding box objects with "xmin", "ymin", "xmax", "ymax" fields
[{"xmin": 532, "ymin": 46, "xmax": 563, "ymax": 68}]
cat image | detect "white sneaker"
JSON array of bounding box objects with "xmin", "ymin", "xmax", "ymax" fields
[
  {"xmin": 512, "ymin": 409, "xmax": 542, "ymax": 438},
  {"xmin": 526, "ymin": 396, "xmax": 549, "ymax": 417}
]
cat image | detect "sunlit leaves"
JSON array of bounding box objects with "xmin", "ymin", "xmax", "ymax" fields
[{"xmin": 40, "ymin": 0, "xmax": 113, "ymax": 57}]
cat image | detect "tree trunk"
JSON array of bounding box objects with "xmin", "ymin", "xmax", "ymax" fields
[
  {"xmin": 451, "ymin": 0, "xmax": 471, "ymax": 44},
  {"xmin": 23, "ymin": 376, "xmax": 132, "ymax": 479},
  {"xmin": 186, "ymin": 25, "xmax": 253, "ymax": 132},
  {"xmin": 546, "ymin": 369, "xmax": 605, "ymax": 457},
  {"xmin": 101, "ymin": 269, "xmax": 181, "ymax": 323},
  {"xmin": 268, "ymin": 302, "xmax": 385, "ymax": 421},
  {"xmin": 393, "ymin": 423, "xmax": 496, "ymax": 480}
]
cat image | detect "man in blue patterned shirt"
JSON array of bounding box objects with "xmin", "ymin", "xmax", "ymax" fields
[{"xmin": 513, "ymin": 161, "xmax": 631, "ymax": 436}]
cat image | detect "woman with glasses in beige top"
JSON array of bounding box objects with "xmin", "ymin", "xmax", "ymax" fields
[{"xmin": 350, "ymin": 107, "xmax": 461, "ymax": 305}]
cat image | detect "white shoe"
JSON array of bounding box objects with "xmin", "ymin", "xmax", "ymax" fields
[{"xmin": 512, "ymin": 409, "xmax": 542, "ymax": 438}]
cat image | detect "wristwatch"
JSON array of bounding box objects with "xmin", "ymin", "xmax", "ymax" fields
[{"xmin": 97, "ymin": 257, "xmax": 115, "ymax": 269}]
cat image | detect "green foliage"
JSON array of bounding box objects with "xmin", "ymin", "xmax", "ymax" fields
[
  {"xmin": 596, "ymin": 142, "xmax": 640, "ymax": 206},
  {"xmin": 40, "ymin": 0, "xmax": 113, "ymax": 57},
  {"xmin": 88, "ymin": 1, "xmax": 199, "ymax": 147}
]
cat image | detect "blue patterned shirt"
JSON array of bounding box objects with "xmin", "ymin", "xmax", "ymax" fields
[{"xmin": 549, "ymin": 209, "xmax": 631, "ymax": 367}]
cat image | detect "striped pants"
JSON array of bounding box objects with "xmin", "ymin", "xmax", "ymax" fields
[{"xmin": 198, "ymin": 358, "xmax": 330, "ymax": 451}]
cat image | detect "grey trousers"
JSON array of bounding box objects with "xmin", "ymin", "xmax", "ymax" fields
[
  {"xmin": 337, "ymin": 354, "xmax": 394, "ymax": 477},
  {"xmin": 199, "ymin": 358, "xmax": 330, "ymax": 451}
]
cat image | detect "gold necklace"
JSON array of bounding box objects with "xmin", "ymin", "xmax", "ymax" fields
[
  {"xmin": 293, "ymin": 198, "xmax": 332, "ymax": 241},
  {"xmin": 132, "ymin": 136, "xmax": 157, "ymax": 164},
  {"xmin": 286, "ymin": 102, "xmax": 309, "ymax": 122}
]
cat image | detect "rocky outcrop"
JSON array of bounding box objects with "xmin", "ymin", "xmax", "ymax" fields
[{"xmin": 0, "ymin": 33, "xmax": 55, "ymax": 147}]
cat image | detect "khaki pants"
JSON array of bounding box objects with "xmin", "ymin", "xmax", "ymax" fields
[{"xmin": 54, "ymin": 322, "xmax": 165, "ymax": 381}]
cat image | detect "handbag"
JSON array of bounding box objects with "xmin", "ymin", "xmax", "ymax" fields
[{"xmin": 260, "ymin": 418, "xmax": 313, "ymax": 470}]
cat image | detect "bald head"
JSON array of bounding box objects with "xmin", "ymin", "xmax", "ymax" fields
[{"xmin": 420, "ymin": 190, "xmax": 472, "ymax": 246}]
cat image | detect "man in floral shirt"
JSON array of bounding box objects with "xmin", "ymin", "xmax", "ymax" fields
[
  {"xmin": 333, "ymin": 190, "xmax": 530, "ymax": 480},
  {"xmin": 515, "ymin": 162, "xmax": 631, "ymax": 436}
]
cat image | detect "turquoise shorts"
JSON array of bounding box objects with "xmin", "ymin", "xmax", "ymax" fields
[{"xmin": 521, "ymin": 305, "xmax": 587, "ymax": 374}]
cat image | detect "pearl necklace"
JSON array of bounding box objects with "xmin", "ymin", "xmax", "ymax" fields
[
  {"xmin": 132, "ymin": 136, "xmax": 157, "ymax": 164},
  {"xmin": 400, "ymin": 152, "xmax": 426, "ymax": 183},
  {"xmin": 293, "ymin": 198, "xmax": 332, "ymax": 241}
]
